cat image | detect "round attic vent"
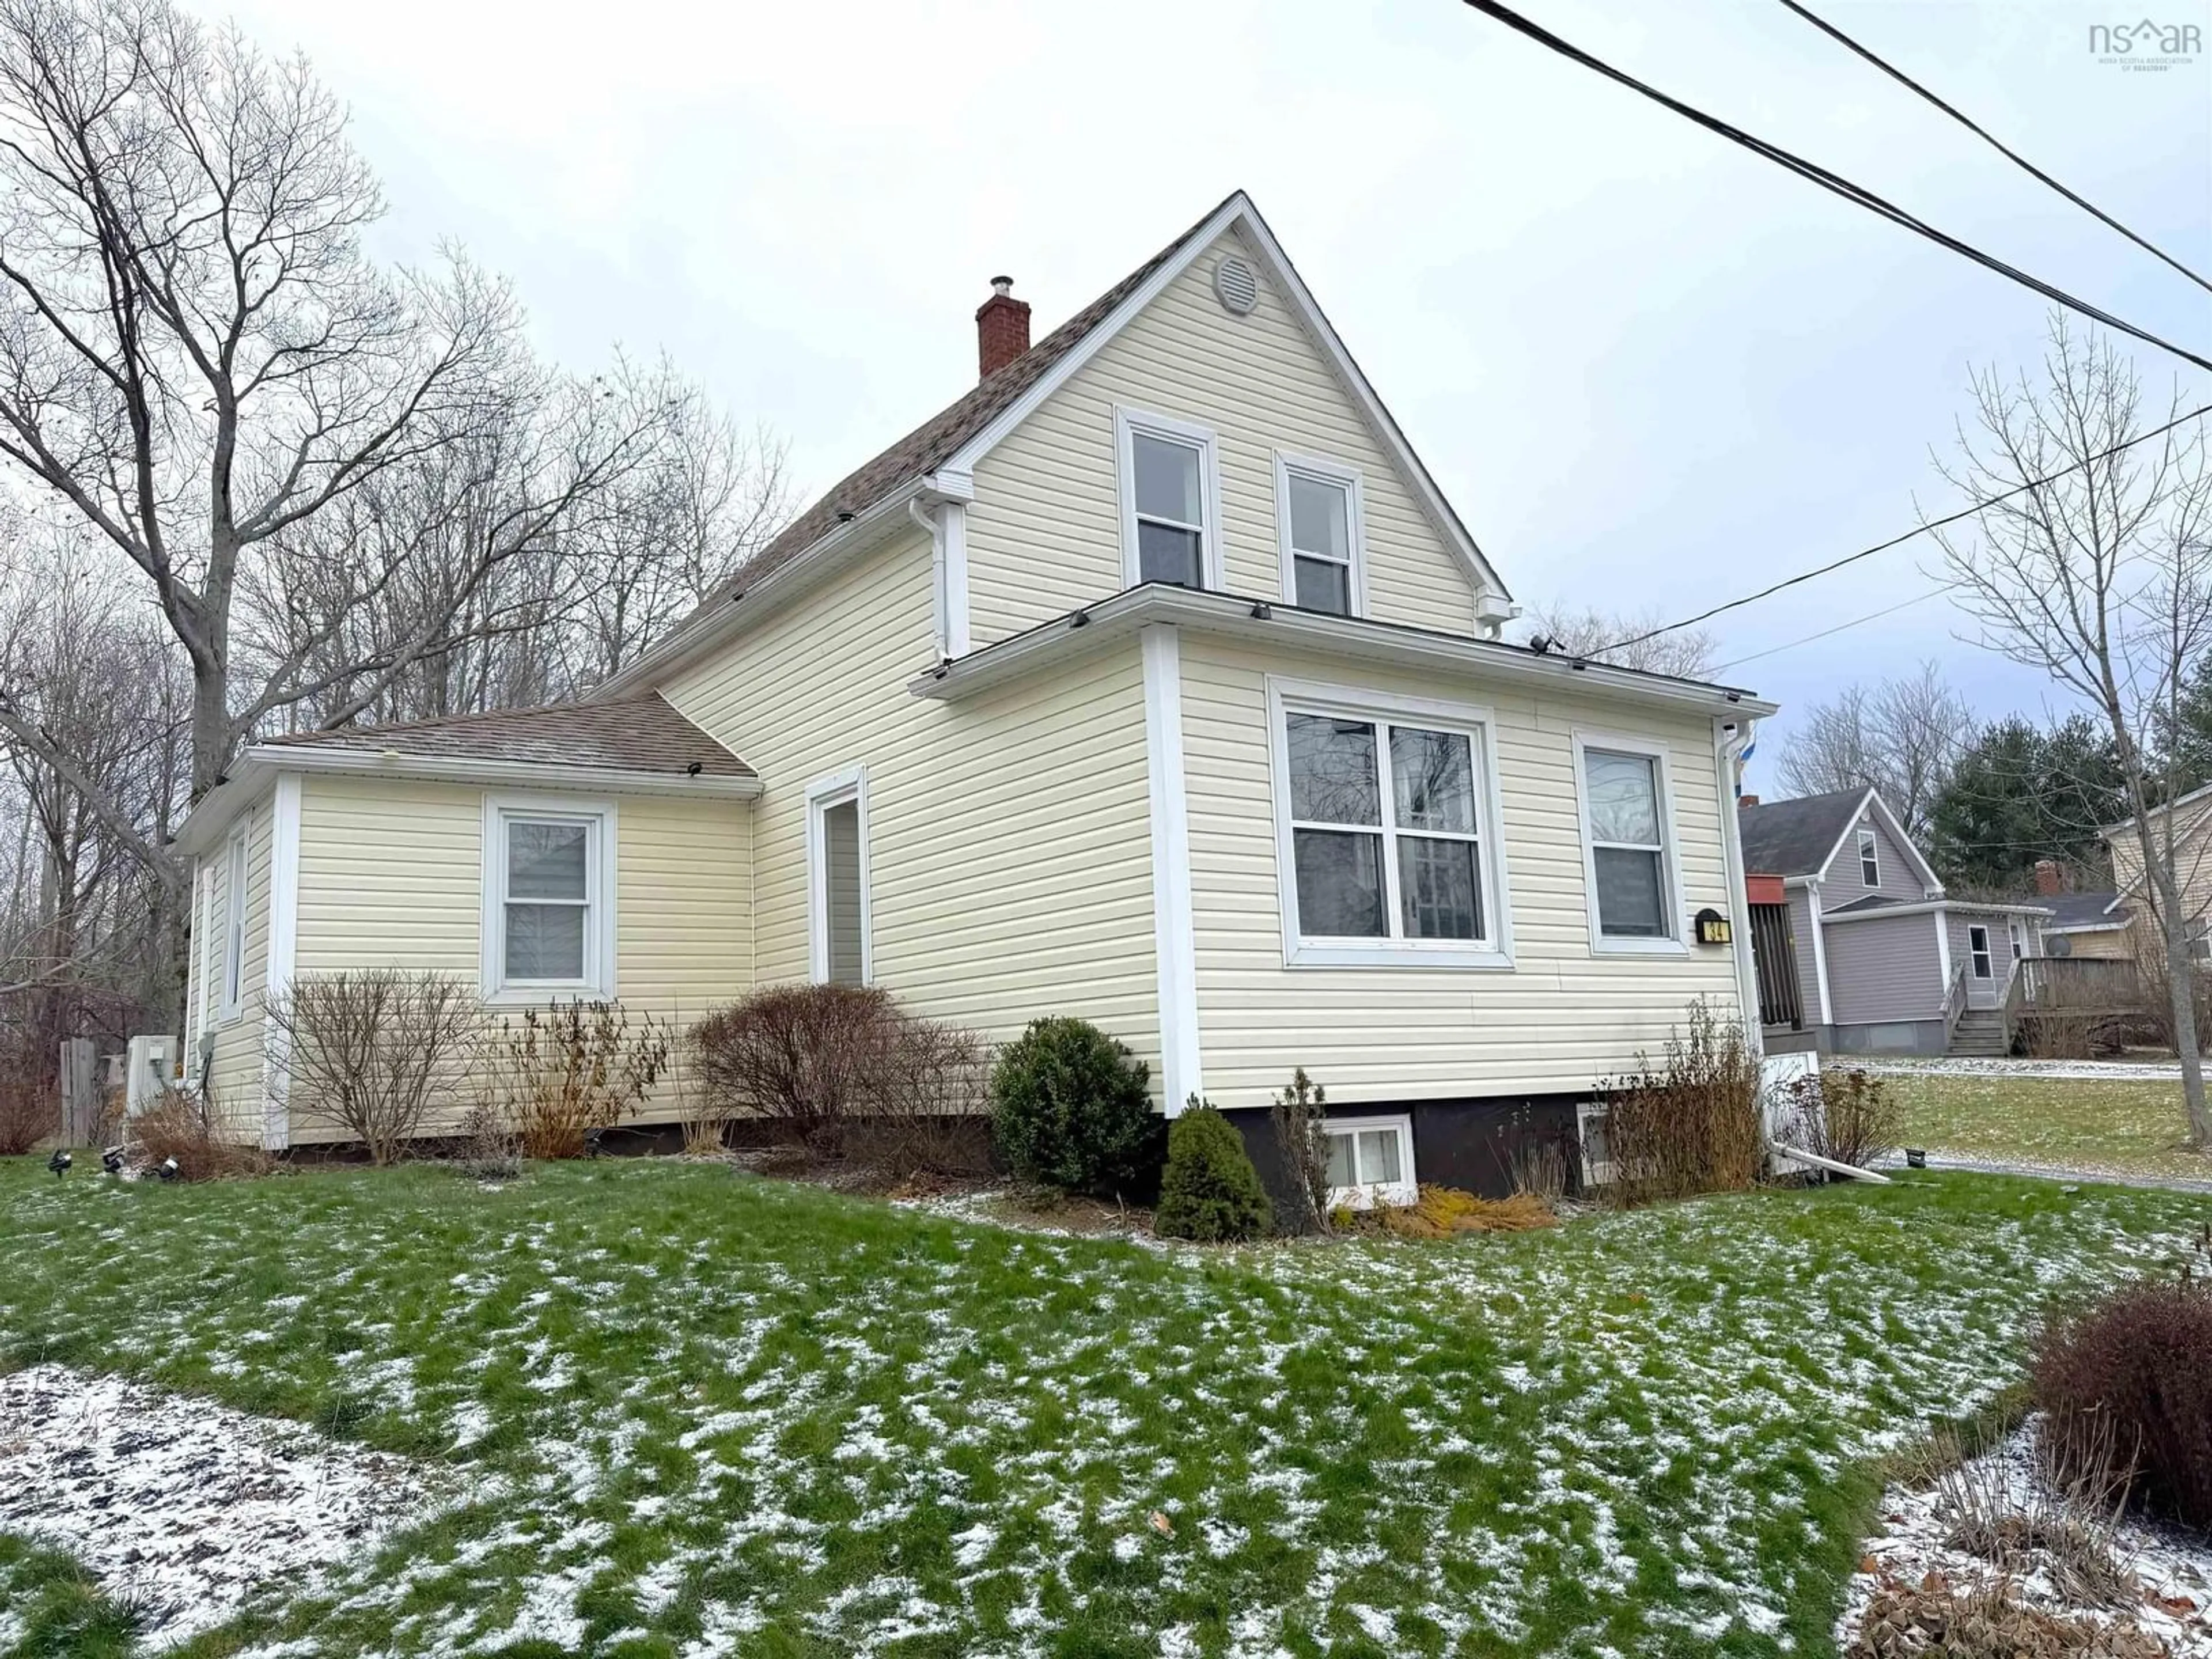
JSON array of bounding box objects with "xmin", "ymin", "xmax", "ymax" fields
[{"xmin": 1213, "ymin": 255, "xmax": 1259, "ymax": 316}]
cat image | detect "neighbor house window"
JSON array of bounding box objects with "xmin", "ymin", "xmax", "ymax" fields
[
  {"xmin": 2188, "ymin": 918, "xmax": 2211, "ymax": 963},
  {"xmin": 1968, "ymin": 923, "xmax": 1993, "ymax": 979},
  {"xmin": 219, "ymin": 822, "xmax": 248, "ymax": 1022},
  {"xmin": 1323, "ymin": 1114, "xmax": 1415, "ymax": 1207},
  {"xmin": 1267, "ymin": 681, "xmax": 1507, "ymax": 967},
  {"xmin": 1116, "ymin": 407, "xmax": 1219, "ymax": 590},
  {"xmin": 1858, "ymin": 827, "xmax": 1880, "ymax": 887},
  {"xmin": 481, "ymin": 798, "xmax": 615, "ymax": 999},
  {"xmin": 807, "ymin": 766, "xmax": 871, "ymax": 986},
  {"xmin": 1574, "ymin": 733, "xmax": 1681, "ymax": 951},
  {"xmin": 1275, "ymin": 453, "xmax": 1363, "ymax": 617}
]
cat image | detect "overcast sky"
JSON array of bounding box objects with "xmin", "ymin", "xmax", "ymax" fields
[{"xmin": 227, "ymin": 0, "xmax": 2212, "ymax": 783}]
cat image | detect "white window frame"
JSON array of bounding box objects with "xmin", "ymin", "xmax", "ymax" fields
[
  {"xmin": 1858, "ymin": 827, "xmax": 1880, "ymax": 888},
  {"xmin": 1570, "ymin": 729, "xmax": 1687, "ymax": 956},
  {"xmin": 218, "ymin": 820, "xmax": 248, "ymax": 1024},
  {"xmin": 2009, "ymin": 916, "xmax": 2028, "ymax": 960},
  {"xmin": 1115, "ymin": 405, "xmax": 1224, "ymax": 592},
  {"xmin": 1967, "ymin": 923, "xmax": 1994, "ymax": 980},
  {"xmin": 1273, "ymin": 450, "xmax": 1366, "ymax": 618},
  {"xmin": 1577, "ymin": 1100, "xmax": 1616, "ymax": 1187},
  {"xmin": 806, "ymin": 764, "xmax": 873, "ymax": 986},
  {"xmin": 1322, "ymin": 1113, "xmax": 1416, "ymax": 1209},
  {"xmin": 1264, "ymin": 677, "xmax": 1514, "ymax": 970},
  {"xmin": 479, "ymin": 794, "xmax": 618, "ymax": 1003}
]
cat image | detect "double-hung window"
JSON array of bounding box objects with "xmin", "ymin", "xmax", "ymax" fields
[
  {"xmin": 1574, "ymin": 733, "xmax": 1682, "ymax": 952},
  {"xmin": 1275, "ymin": 453, "xmax": 1363, "ymax": 617},
  {"xmin": 1269, "ymin": 681, "xmax": 1507, "ymax": 967},
  {"xmin": 218, "ymin": 823, "xmax": 248, "ymax": 1022},
  {"xmin": 1116, "ymin": 407, "xmax": 1219, "ymax": 590},
  {"xmin": 1968, "ymin": 923, "xmax": 1993, "ymax": 979},
  {"xmin": 1858, "ymin": 827, "xmax": 1880, "ymax": 887},
  {"xmin": 482, "ymin": 798, "xmax": 614, "ymax": 999}
]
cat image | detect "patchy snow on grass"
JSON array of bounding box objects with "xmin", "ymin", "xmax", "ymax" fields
[
  {"xmin": 0, "ymin": 1363, "xmax": 454, "ymax": 1650},
  {"xmin": 1840, "ymin": 1419, "xmax": 2212, "ymax": 1656},
  {"xmin": 1855, "ymin": 1056, "xmax": 2187, "ymax": 1082}
]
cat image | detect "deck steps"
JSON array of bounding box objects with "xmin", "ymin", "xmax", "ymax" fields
[{"xmin": 1948, "ymin": 1009, "xmax": 2010, "ymax": 1058}]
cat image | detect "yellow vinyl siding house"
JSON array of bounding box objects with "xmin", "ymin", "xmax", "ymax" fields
[{"xmin": 176, "ymin": 192, "xmax": 1777, "ymax": 1190}]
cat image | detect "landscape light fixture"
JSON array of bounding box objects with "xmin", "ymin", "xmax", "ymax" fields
[{"xmin": 46, "ymin": 1149, "xmax": 69, "ymax": 1178}]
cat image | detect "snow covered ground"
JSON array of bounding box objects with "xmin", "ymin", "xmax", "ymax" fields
[
  {"xmin": 1853, "ymin": 1055, "xmax": 2187, "ymax": 1082},
  {"xmin": 0, "ymin": 1363, "xmax": 456, "ymax": 1650},
  {"xmin": 1841, "ymin": 1419, "xmax": 2212, "ymax": 1656}
]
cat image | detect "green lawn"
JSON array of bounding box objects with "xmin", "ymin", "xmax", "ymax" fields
[
  {"xmin": 0, "ymin": 1160, "xmax": 2204, "ymax": 1658},
  {"xmin": 1874, "ymin": 1066, "xmax": 2212, "ymax": 1183}
]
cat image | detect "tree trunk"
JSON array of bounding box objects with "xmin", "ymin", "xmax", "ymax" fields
[{"xmin": 190, "ymin": 651, "xmax": 230, "ymax": 805}]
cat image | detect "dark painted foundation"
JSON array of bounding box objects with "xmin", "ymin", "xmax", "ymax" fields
[{"xmin": 1220, "ymin": 1093, "xmax": 1592, "ymax": 1210}]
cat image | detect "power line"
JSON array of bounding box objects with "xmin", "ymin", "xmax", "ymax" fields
[
  {"xmin": 1601, "ymin": 397, "xmax": 2212, "ymax": 656},
  {"xmin": 1459, "ymin": 0, "xmax": 2212, "ymax": 376},
  {"xmin": 1775, "ymin": 0, "xmax": 2212, "ymax": 297},
  {"xmin": 1712, "ymin": 585, "xmax": 1950, "ymax": 672}
]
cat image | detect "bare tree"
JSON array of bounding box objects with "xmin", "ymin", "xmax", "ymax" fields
[
  {"xmin": 1930, "ymin": 315, "xmax": 2212, "ymax": 1147},
  {"xmin": 1775, "ymin": 662, "xmax": 1970, "ymax": 841},
  {"xmin": 1522, "ymin": 604, "xmax": 1721, "ymax": 679}
]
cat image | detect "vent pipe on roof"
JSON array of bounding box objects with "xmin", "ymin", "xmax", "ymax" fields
[{"xmin": 976, "ymin": 276, "xmax": 1031, "ymax": 381}]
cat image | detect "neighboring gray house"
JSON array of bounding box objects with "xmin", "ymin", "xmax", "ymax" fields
[{"xmin": 1738, "ymin": 788, "xmax": 2051, "ymax": 1056}]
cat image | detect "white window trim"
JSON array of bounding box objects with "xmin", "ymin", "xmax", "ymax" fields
[
  {"xmin": 806, "ymin": 764, "xmax": 873, "ymax": 986},
  {"xmin": 1577, "ymin": 1100, "xmax": 1616, "ymax": 1187},
  {"xmin": 1115, "ymin": 405, "xmax": 1224, "ymax": 592},
  {"xmin": 1323, "ymin": 1112, "xmax": 1417, "ymax": 1209},
  {"xmin": 1273, "ymin": 450, "xmax": 1367, "ymax": 618},
  {"xmin": 1967, "ymin": 922, "xmax": 1994, "ymax": 980},
  {"xmin": 1264, "ymin": 676, "xmax": 1514, "ymax": 970},
  {"xmin": 479, "ymin": 793, "xmax": 619, "ymax": 1004},
  {"xmin": 218, "ymin": 819, "xmax": 248, "ymax": 1025},
  {"xmin": 1570, "ymin": 728, "xmax": 1688, "ymax": 956},
  {"xmin": 1858, "ymin": 827, "xmax": 1880, "ymax": 888}
]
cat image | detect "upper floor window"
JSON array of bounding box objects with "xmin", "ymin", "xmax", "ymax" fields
[
  {"xmin": 1275, "ymin": 453, "xmax": 1365, "ymax": 618},
  {"xmin": 1574, "ymin": 732, "xmax": 1684, "ymax": 954},
  {"xmin": 481, "ymin": 797, "xmax": 616, "ymax": 1000},
  {"xmin": 1858, "ymin": 827, "xmax": 1880, "ymax": 887},
  {"xmin": 1116, "ymin": 407, "xmax": 1220, "ymax": 591},
  {"xmin": 1266, "ymin": 679, "xmax": 1510, "ymax": 969}
]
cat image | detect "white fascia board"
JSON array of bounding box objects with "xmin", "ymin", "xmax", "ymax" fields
[
  {"xmin": 2044, "ymin": 918, "xmax": 2131, "ymax": 934},
  {"xmin": 173, "ymin": 749, "xmax": 759, "ymax": 855},
  {"xmin": 1822, "ymin": 898, "xmax": 2055, "ymax": 925},
  {"xmin": 907, "ymin": 586, "xmax": 1777, "ymax": 719},
  {"xmin": 939, "ymin": 192, "xmax": 1514, "ymax": 608}
]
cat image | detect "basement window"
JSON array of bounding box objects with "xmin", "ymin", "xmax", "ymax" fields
[{"xmin": 1323, "ymin": 1115, "xmax": 1416, "ymax": 1207}]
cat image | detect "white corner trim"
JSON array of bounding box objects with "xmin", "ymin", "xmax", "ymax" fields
[
  {"xmin": 260, "ymin": 774, "xmax": 302, "ymax": 1150},
  {"xmin": 1272, "ymin": 450, "xmax": 1368, "ymax": 617},
  {"xmin": 1806, "ymin": 880, "xmax": 1835, "ymax": 1025},
  {"xmin": 805, "ymin": 764, "xmax": 873, "ymax": 986},
  {"xmin": 1115, "ymin": 405, "xmax": 1225, "ymax": 592},
  {"xmin": 1569, "ymin": 727, "xmax": 1690, "ymax": 957},
  {"xmin": 478, "ymin": 793, "xmax": 620, "ymax": 1004},
  {"xmin": 1141, "ymin": 626, "xmax": 1203, "ymax": 1113},
  {"xmin": 1261, "ymin": 675, "xmax": 1515, "ymax": 971},
  {"xmin": 1935, "ymin": 907, "xmax": 1954, "ymax": 990},
  {"xmin": 1712, "ymin": 721, "xmax": 1763, "ymax": 1055}
]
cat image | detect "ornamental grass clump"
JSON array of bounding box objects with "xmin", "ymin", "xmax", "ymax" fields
[{"xmin": 1153, "ymin": 1103, "xmax": 1271, "ymax": 1243}]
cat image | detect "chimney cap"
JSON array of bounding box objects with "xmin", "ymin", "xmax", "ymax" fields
[{"xmin": 989, "ymin": 275, "xmax": 1013, "ymax": 296}]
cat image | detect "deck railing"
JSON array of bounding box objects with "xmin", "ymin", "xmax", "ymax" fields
[{"xmin": 2018, "ymin": 956, "xmax": 2143, "ymax": 1012}]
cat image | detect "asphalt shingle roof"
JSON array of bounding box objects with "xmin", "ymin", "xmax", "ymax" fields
[
  {"xmin": 261, "ymin": 694, "xmax": 751, "ymax": 778},
  {"xmin": 2042, "ymin": 892, "xmax": 2128, "ymax": 928},
  {"xmin": 1736, "ymin": 790, "xmax": 1869, "ymax": 879}
]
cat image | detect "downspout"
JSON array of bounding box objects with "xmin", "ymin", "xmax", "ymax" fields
[{"xmin": 1712, "ymin": 717, "xmax": 1763, "ymax": 1058}]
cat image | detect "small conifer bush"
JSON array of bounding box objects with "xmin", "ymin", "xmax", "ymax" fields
[{"xmin": 1154, "ymin": 1102, "xmax": 1271, "ymax": 1243}]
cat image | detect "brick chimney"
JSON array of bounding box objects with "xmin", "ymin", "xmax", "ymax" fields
[
  {"xmin": 1739, "ymin": 793, "xmax": 1760, "ymax": 808},
  {"xmin": 2033, "ymin": 858, "xmax": 2067, "ymax": 896},
  {"xmin": 975, "ymin": 276, "xmax": 1030, "ymax": 380}
]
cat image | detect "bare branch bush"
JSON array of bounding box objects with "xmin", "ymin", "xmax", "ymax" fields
[
  {"xmin": 1929, "ymin": 314, "xmax": 2212, "ymax": 1146},
  {"xmin": 1268, "ymin": 1066, "xmax": 1333, "ymax": 1236},
  {"xmin": 265, "ymin": 970, "xmax": 476, "ymax": 1164},
  {"xmin": 869, "ymin": 1017, "xmax": 993, "ymax": 1181},
  {"xmin": 476, "ymin": 999, "xmax": 670, "ymax": 1161},
  {"xmin": 1601, "ymin": 999, "xmax": 1766, "ymax": 1206},
  {"xmin": 1774, "ymin": 1067, "xmax": 1903, "ymax": 1172},
  {"xmin": 126, "ymin": 1085, "xmax": 272, "ymax": 1180}
]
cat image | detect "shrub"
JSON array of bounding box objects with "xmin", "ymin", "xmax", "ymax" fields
[
  {"xmin": 2032, "ymin": 1276, "xmax": 2212, "ymax": 1531},
  {"xmin": 1267, "ymin": 1067, "xmax": 1332, "ymax": 1236},
  {"xmin": 0, "ymin": 1077, "xmax": 53, "ymax": 1156},
  {"xmin": 451, "ymin": 1101, "xmax": 522, "ymax": 1181},
  {"xmin": 870, "ymin": 1016, "xmax": 993, "ymax": 1179},
  {"xmin": 479, "ymin": 1000, "xmax": 671, "ymax": 1160},
  {"xmin": 989, "ymin": 1016, "xmax": 1159, "ymax": 1198},
  {"xmin": 265, "ymin": 969, "xmax": 476, "ymax": 1164},
  {"xmin": 1601, "ymin": 999, "xmax": 1765, "ymax": 1206},
  {"xmin": 1342, "ymin": 1185, "xmax": 1557, "ymax": 1239},
  {"xmin": 126, "ymin": 1089, "xmax": 274, "ymax": 1181},
  {"xmin": 1154, "ymin": 1103, "xmax": 1271, "ymax": 1243},
  {"xmin": 1776, "ymin": 1067, "xmax": 1904, "ymax": 1172}
]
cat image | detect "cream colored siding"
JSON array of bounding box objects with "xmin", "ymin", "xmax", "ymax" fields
[
  {"xmin": 1177, "ymin": 634, "xmax": 1744, "ymax": 1105},
  {"xmin": 202, "ymin": 806, "xmax": 272, "ymax": 1138},
  {"xmin": 285, "ymin": 772, "xmax": 750, "ymax": 1140},
  {"xmin": 662, "ymin": 529, "xmax": 1161, "ymax": 1073},
  {"xmin": 964, "ymin": 227, "xmax": 1480, "ymax": 645},
  {"xmin": 2048, "ymin": 926, "xmax": 2133, "ymax": 960}
]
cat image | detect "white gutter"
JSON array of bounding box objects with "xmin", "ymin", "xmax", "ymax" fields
[
  {"xmin": 174, "ymin": 745, "xmax": 762, "ymax": 856},
  {"xmin": 910, "ymin": 586, "xmax": 1780, "ymax": 718}
]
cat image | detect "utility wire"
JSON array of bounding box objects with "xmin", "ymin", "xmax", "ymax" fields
[
  {"xmin": 1711, "ymin": 585, "xmax": 1949, "ymax": 672},
  {"xmin": 1775, "ymin": 0, "xmax": 2212, "ymax": 297},
  {"xmin": 1600, "ymin": 398, "xmax": 2212, "ymax": 656},
  {"xmin": 1459, "ymin": 0, "xmax": 2212, "ymax": 375}
]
